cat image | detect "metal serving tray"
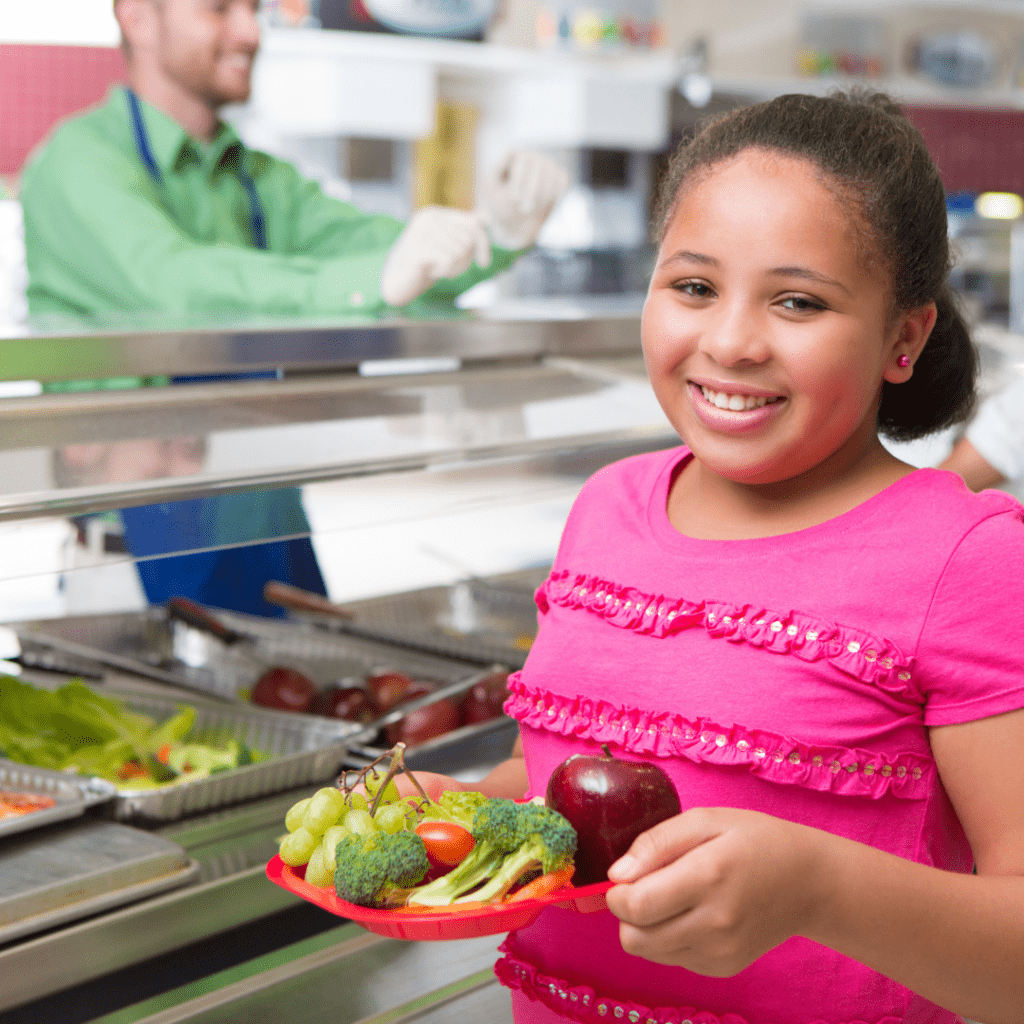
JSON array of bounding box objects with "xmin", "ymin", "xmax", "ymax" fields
[
  {"xmin": 334, "ymin": 568, "xmax": 549, "ymax": 669},
  {"xmin": 0, "ymin": 818, "xmax": 198, "ymax": 945},
  {"xmin": 18, "ymin": 606, "xmax": 498, "ymax": 700},
  {"xmin": 95, "ymin": 681, "xmax": 364, "ymax": 823},
  {"xmin": 0, "ymin": 760, "xmax": 117, "ymax": 841}
]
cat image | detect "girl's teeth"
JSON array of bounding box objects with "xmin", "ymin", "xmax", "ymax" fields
[{"xmin": 700, "ymin": 386, "xmax": 776, "ymax": 411}]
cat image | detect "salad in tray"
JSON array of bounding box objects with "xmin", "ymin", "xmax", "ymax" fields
[
  {"xmin": 0, "ymin": 675, "xmax": 267, "ymax": 789},
  {"xmin": 267, "ymin": 742, "xmax": 615, "ymax": 939}
]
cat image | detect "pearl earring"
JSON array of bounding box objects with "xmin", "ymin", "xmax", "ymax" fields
[{"xmin": 897, "ymin": 355, "xmax": 910, "ymax": 368}]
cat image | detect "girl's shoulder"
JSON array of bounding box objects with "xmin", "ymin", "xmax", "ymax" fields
[
  {"xmin": 894, "ymin": 467, "xmax": 1024, "ymax": 539},
  {"xmin": 576, "ymin": 446, "xmax": 687, "ymax": 502}
]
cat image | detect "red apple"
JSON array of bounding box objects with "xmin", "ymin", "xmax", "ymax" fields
[
  {"xmin": 309, "ymin": 686, "xmax": 379, "ymax": 723},
  {"xmin": 460, "ymin": 671, "xmax": 509, "ymax": 725},
  {"xmin": 395, "ymin": 697, "xmax": 461, "ymax": 747},
  {"xmin": 251, "ymin": 666, "xmax": 317, "ymax": 713},
  {"xmin": 545, "ymin": 744, "xmax": 681, "ymax": 886},
  {"xmin": 366, "ymin": 671, "xmax": 416, "ymax": 712}
]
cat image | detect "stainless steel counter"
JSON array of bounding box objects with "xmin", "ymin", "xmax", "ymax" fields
[
  {"xmin": 1, "ymin": 296, "xmax": 645, "ymax": 383},
  {"xmin": 0, "ymin": 711, "xmax": 519, "ymax": 1020},
  {"xmin": 0, "ymin": 306, "xmax": 631, "ymax": 1020}
]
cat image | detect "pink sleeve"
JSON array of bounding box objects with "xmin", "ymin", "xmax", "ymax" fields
[{"xmin": 919, "ymin": 508, "xmax": 1024, "ymax": 726}]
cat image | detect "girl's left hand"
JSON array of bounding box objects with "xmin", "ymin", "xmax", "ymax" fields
[{"xmin": 605, "ymin": 807, "xmax": 828, "ymax": 976}]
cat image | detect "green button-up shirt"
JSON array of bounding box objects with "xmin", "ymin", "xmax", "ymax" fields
[{"xmin": 21, "ymin": 87, "xmax": 517, "ymax": 319}]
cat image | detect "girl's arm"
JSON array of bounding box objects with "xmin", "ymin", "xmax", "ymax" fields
[
  {"xmin": 606, "ymin": 707, "xmax": 1024, "ymax": 1024},
  {"xmin": 391, "ymin": 732, "xmax": 528, "ymax": 802},
  {"xmin": 476, "ymin": 732, "xmax": 528, "ymax": 798}
]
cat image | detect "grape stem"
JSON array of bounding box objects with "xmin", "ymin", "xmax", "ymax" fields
[{"xmin": 346, "ymin": 741, "xmax": 434, "ymax": 819}]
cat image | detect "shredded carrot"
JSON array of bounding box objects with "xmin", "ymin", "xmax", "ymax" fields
[
  {"xmin": 156, "ymin": 743, "xmax": 172, "ymax": 765},
  {"xmin": 505, "ymin": 865, "xmax": 575, "ymax": 903}
]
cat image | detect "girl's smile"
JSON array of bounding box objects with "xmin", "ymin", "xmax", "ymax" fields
[{"xmin": 689, "ymin": 380, "xmax": 786, "ymax": 433}]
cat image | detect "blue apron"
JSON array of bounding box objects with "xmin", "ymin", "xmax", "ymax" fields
[{"xmin": 119, "ymin": 90, "xmax": 326, "ymax": 616}]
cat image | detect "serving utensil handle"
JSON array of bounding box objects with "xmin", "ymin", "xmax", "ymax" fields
[
  {"xmin": 263, "ymin": 581, "xmax": 355, "ymax": 620},
  {"xmin": 166, "ymin": 597, "xmax": 242, "ymax": 646}
]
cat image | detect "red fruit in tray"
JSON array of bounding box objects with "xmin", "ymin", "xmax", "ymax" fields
[
  {"xmin": 309, "ymin": 686, "xmax": 379, "ymax": 723},
  {"xmin": 251, "ymin": 666, "xmax": 317, "ymax": 713},
  {"xmin": 414, "ymin": 820, "xmax": 475, "ymax": 870},
  {"xmin": 460, "ymin": 671, "xmax": 510, "ymax": 725},
  {"xmin": 393, "ymin": 698, "xmax": 461, "ymax": 747},
  {"xmin": 366, "ymin": 671, "xmax": 416, "ymax": 712},
  {"xmin": 545, "ymin": 744, "xmax": 681, "ymax": 886}
]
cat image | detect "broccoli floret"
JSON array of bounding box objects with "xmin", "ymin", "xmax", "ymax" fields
[
  {"xmin": 454, "ymin": 803, "xmax": 576, "ymax": 904},
  {"xmin": 436, "ymin": 789, "xmax": 488, "ymax": 829},
  {"xmin": 408, "ymin": 797, "xmax": 523, "ymax": 907},
  {"xmin": 334, "ymin": 829, "xmax": 430, "ymax": 909}
]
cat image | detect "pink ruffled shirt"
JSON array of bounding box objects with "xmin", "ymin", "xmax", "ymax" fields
[{"xmin": 497, "ymin": 447, "xmax": 1024, "ymax": 1024}]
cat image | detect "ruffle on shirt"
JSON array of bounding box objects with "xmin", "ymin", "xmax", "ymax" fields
[
  {"xmin": 505, "ymin": 675, "xmax": 933, "ymax": 800},
  {"xmin": 495, "ymin": 945, "xmax": 904, "ymax": 1024},
  {"xmin": 537, "ymin": 572, "xmax": 919, "ymax": 701}
]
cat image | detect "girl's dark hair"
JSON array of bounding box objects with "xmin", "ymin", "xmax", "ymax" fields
[{"xmin": 654, "ymin": 90, "xmax": 977, "ymax": 441}]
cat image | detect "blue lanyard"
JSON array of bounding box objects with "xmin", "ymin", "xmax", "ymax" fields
[{"xmin": 125, "ymin": 87, "xmax": 267, "ymax": 250}]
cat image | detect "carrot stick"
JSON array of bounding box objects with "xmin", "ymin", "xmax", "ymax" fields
[
  {"xmin": 394, "ymin": 901, "xmax": 492, "ymax": 915},
  {"xmin": 505, "ymin": 865, "xmax": 575, "ymax": 903}
]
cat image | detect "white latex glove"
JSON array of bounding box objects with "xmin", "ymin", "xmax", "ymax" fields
[
  {"xmin": 380, "ymin": 206, "xmax": 492, "ymax": 307},
  {"xmin": 481, "ymin": 150, "xmax": 570, "ymax": 250}
]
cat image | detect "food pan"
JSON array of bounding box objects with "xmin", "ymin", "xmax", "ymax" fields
[
  {"xmin": 94, "ymin": 681, "xmax": 365, "ymax": 823},
  {"xmin": 335, "ymin": 575, "xmax": 545, "ymax": 669},
  {"xmin": 17, "ymin": 607, "xmax": 493, "ymax": 703},
  {"xmin": 0, "ymin": 760, "xmax": 118, "ymax": 841},
  {"xmin": 156, "ymin": 605, "xmax": 488, "ymax": 697}
]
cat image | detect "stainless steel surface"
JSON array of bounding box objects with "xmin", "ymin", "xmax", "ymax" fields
[
  {"xmin": 105, "ymin": 926, "xmax": 510, "ymax": 1024},
  {"xmin": 0, "ymin": 339, "xmax": 673, "ymax": 526},
  {"xmin": 0, "ymin": 818, "xmax": 195, "ymax": 944},
  {"xmin": 0, "ymin": 862, "xmax": 301, "ymax": 1013},
  {"xmin": 0, "ymin": 759, "xmax": 117, "ymax": 840},
  {"xmin": 13, "ymin": 625, "xmax": 230, "ymax": 703},
  {"xmin": 21, "ymin": 605, "xmax": 494, "ymax": 700},
  {"xmin": 337, "ymin": 569, "xmax": 546, "ymax": 667},
  {"xmin": 2, "ymin": 298, "xmax": 644, "ymax": 383},
  {"xmin": 0, "ymin": 714, "xmax": 516, "ymax": 1014}
]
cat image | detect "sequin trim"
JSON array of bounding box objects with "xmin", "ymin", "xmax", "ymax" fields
[
  {"xmin": 536, "ymin": 572, "xmax": 918, "ymax": 699},
  {"xmin": 504, "ymin": 675, "xmax": 932, "ymax": 799},
  {"xmin": 495, "ymin": 946, "xmax": 904, "ymax": 1024}
]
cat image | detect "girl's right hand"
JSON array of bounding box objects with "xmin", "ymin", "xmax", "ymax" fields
[{"xmin": 605, "ymin": 806, "xmax": 828, "ymax": 977}]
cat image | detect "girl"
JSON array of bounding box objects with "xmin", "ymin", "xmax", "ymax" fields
[{"xmin": 409, "ymin": 91, "xmax": 1024, "ymax": 1024}]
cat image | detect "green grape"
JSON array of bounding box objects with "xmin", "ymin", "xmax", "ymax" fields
[
  {"xmin": 303, "ymin": 787, "xmax": 347, "ymax": 836},
  {"xmin": 344, "ymin": 808, "xmax": 377, "ymax": 835},
  {"xmin": 345, "ymin": 791, "xmax": 368, "ymax": 812},
  {"xmin": 284, "ymin": 797, "xmax": 312, "ymax": 833},
  {"xmin": 279, "ymin": 826, "xmax": 318, "ymax": 867},
  {"xmin": 364, "ymin": 767, "xmax": 400, "ymax": 807},
  {"xmin": 374, "ymin": 803, "xmax": 406, "ymax": 835},
  {"xmin": 320, "ymin": 824, "xmax": 350, "ymax": 860},
  {"xmin": 304, "ymin": 844, "xmax": 334, "ymax": 888}
]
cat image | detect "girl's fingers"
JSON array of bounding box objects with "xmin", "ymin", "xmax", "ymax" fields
[
  {"xmin": 607, "ymin": 807, "xmax": 724, "ymax": 882},
  {"xmin": 605, "ymin": 825, "xmax": 734, "ymax": 930}
]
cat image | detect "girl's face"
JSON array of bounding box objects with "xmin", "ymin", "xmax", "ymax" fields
[{"xmin": 642, "ymin": 148, "xmax": 917, "ymax": 488}]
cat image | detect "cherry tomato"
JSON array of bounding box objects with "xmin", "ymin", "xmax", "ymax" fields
[{"xmin": 414, "ymin": 820, "xmax": 475, "ymax": 870}]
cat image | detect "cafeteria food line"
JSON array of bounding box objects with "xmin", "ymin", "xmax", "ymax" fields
[{"xmin": 0, "ymin": 304, "xmax": 673, "ymax": 1023}]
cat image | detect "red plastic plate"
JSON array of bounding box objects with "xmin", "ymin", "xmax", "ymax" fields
[{"xmin": 265, "ymin": 855, "xmax": 612, "ymax": 941}]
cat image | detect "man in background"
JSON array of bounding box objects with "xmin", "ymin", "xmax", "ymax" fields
[
  {"xmin": 21, "ymin": 0, "xmax": 567, "ymax": 615},
  {"xmin": 22, "ymin": 0, "xmax": 565, "ymax": 317}
]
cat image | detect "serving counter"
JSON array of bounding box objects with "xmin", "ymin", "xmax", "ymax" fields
[{"xmin": 0, "ymin": 300, "xmax": 673, "ymax": 1023}]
